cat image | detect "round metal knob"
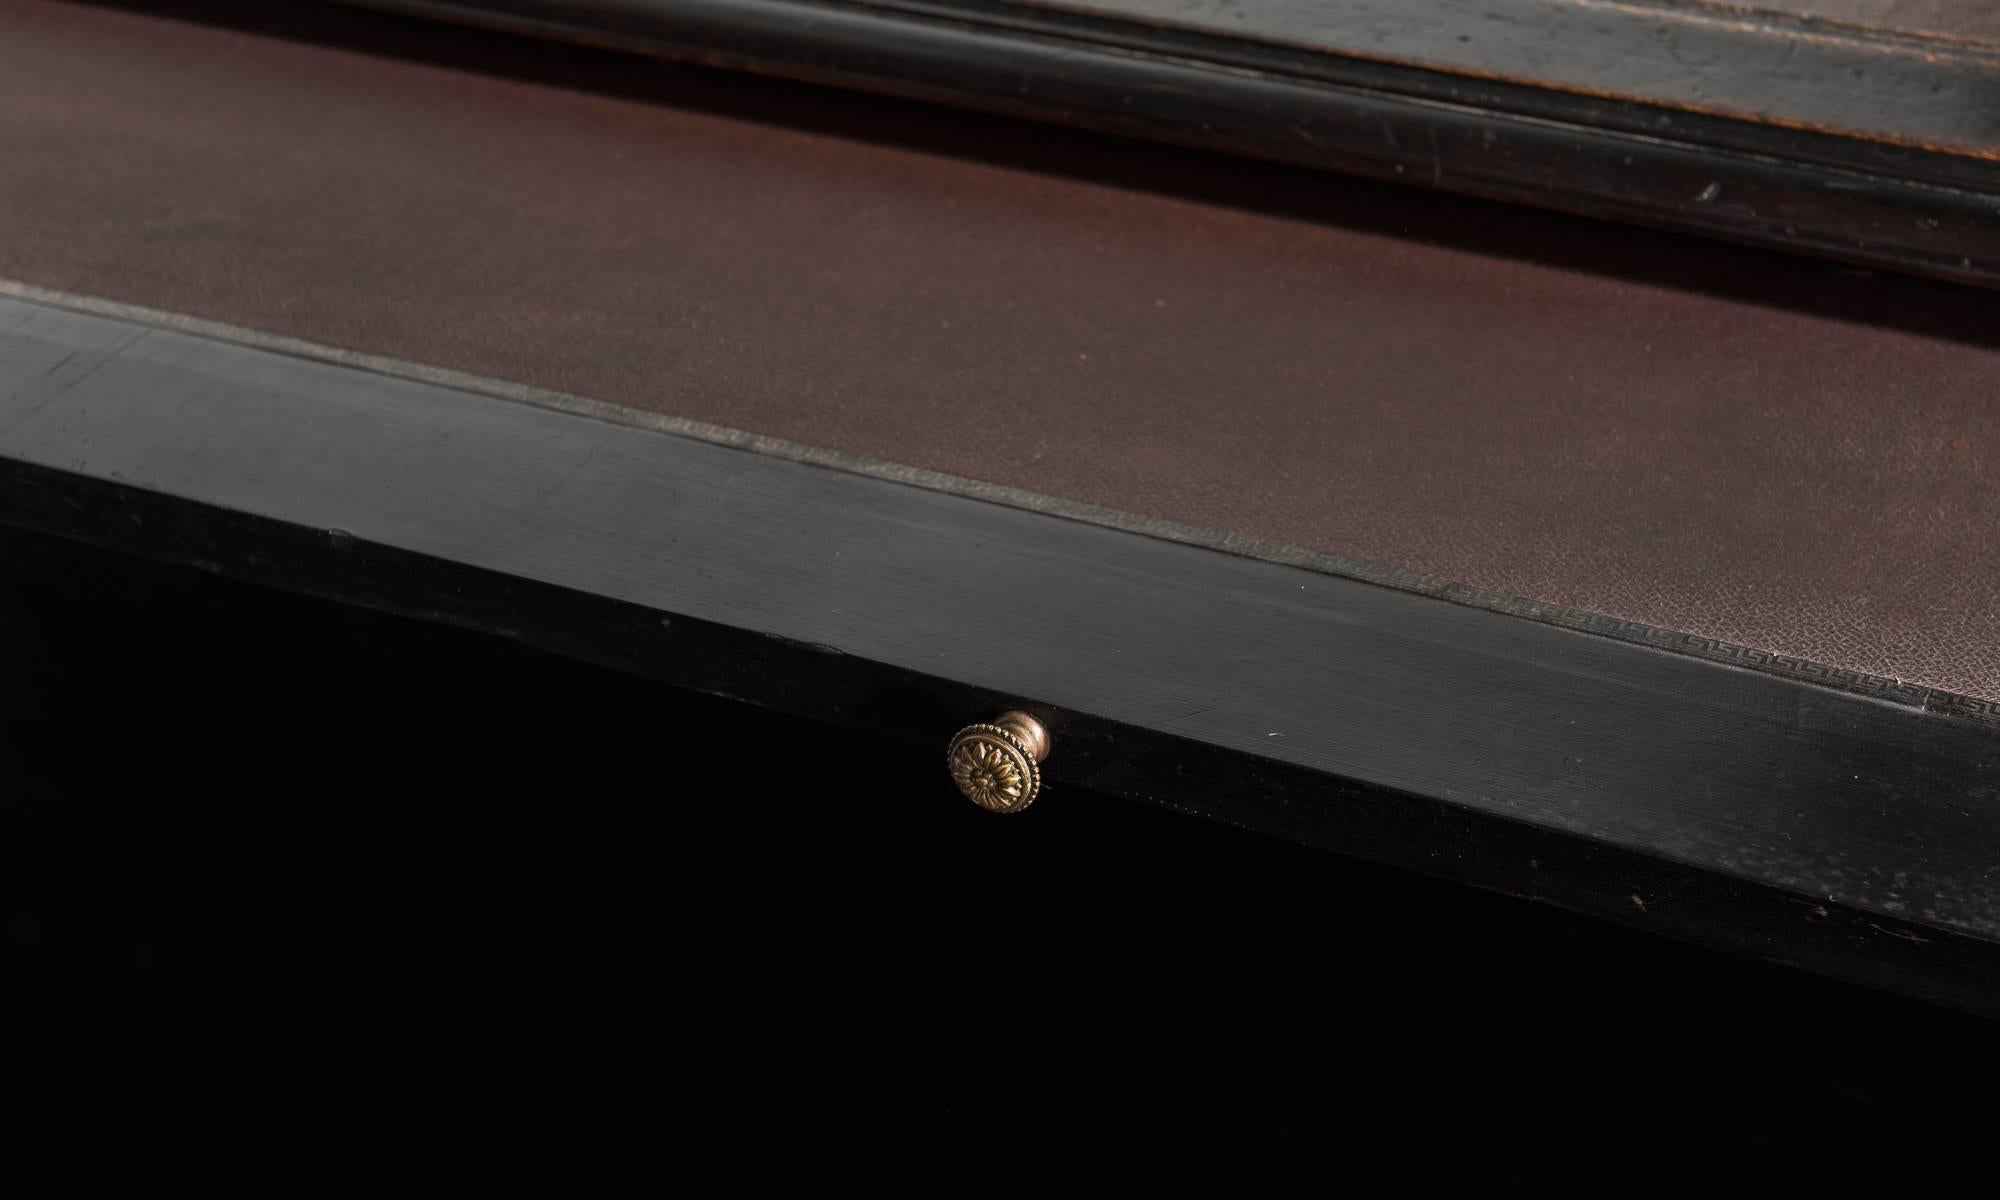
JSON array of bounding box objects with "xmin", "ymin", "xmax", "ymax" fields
[{"xmin": 947, "ymin": 711, "xmax": 1052, "ymax": 813}]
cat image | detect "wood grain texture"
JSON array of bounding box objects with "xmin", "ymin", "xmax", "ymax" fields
[
  {"xmin": 1752, "ymin": 0, "xmax": 2000, "ymax": 42},
  {"xmin": 5, "ymin": 292, "xmax": 2000, "ymax": 1011}
]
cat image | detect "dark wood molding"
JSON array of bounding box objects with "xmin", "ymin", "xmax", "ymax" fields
[
  {"xmin": 326, "ymin": 0, "xmax": 2000, "ymax": 285},
  {"xmin": 5, "ymin": 288, "xmax": 2000, "ymax": 1012},
  {"xmin": 967, "ymin": 0, "xmax": 2000, "ymax": 158}
]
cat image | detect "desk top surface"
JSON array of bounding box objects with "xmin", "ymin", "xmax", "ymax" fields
[{"xmin": 6, "ymin": 0, "xmax": 1998, "ymax": 701}]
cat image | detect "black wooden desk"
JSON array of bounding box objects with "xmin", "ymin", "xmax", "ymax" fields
[{"xmin": 3, "ymin": 9, "xmax": 2000, "ymax": 1175}]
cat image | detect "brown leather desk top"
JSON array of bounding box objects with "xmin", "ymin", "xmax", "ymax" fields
[{"xmin": 6, "ymin": 1, "xmax": 1998, "ymax": 700}]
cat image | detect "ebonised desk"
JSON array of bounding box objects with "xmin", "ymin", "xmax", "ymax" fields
[{"xmin": 4, "ymin": 1, "xmax": 1999, "ymax": 1186}]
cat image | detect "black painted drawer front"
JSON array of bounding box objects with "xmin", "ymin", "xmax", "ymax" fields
[{"xmin": 3, "ymin": 527, "xmax": 1993, "ymax": 1189}]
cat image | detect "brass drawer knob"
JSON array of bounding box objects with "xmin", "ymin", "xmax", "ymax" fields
[{"xmin": 947, "ymin": 711, "xmax": 1052, "ymax": 813}]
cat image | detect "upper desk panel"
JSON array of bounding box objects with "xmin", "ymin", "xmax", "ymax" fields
[
  {"xmin": 1026, "ymin": 0, "xmax": 2000, "ymax": 152},
  {"xmin": 1754, "ymin": 1, "xmax": 2000, "ymax": 42},
  {"xmin": 4, "ymin": 0, "xmax": 1998, "ymax": 701},
  {"xmin": 334, "ymin": 0, "xmax": 2000, "ymax": 285}
]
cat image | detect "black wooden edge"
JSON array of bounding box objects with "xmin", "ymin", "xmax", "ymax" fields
[
  {"xmin": 953, "ymin": 0, "xmax": 2000, "ymax": 161},
  {"xmin": 327, "ymin": 0, "xmax": 2000, "ymax": 287},
  {"xmin": 3, "ymin": 290, "xmax": 1999, "ymax": 1013},
  {"xmin": 10, "ymin": 453, "xmax": 2000, "ymax": 1018},
  {"xmin": 893, "ymin": 0, "xmax": 2000, "ymax": 180},
  {"xmin": 7, "ymin": 280, "xmax": 1988, "ymax": 726}
]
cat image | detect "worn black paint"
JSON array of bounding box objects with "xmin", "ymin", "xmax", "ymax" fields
[
  {"xmin": 2, "ymin": 293, "xmax": 1999, "ymax": 1010},
  {"xmin": 333, "ymin": 0, "xmax": 2000, "ymax": 285}
]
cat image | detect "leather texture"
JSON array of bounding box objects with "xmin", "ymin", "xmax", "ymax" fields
[{"xmin": 6, "ymin": 1, "xmax": 1999, "ymax": 699}]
